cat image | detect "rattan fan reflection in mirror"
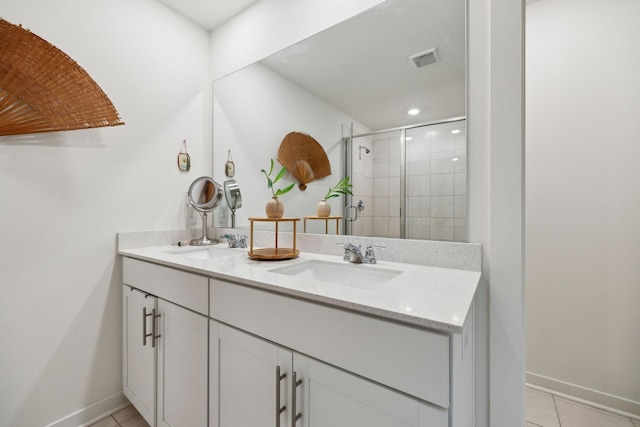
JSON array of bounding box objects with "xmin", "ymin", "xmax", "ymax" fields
[
  {"xmin": 277, "ymin": 131, "xmax": 331, "ymax": 190},
  {"xmin": 0, "ymin": 19, "xmax": 124, "ymax": 136}
]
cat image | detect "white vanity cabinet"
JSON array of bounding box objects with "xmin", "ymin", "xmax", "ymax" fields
[
  {"xmin": 208, "ymin": 277, "xmax": 470, "ymax": 427},
  {"xmin": 210, "ymin": 320, "xmax": 447, "ymax": 427},
  {"xmin": 122, "ymin": 258, "xmax": 209, "ymax": 427},
  {"xmin": 120, "ymin": 252, "xmax": 476, "ymax": 427}
]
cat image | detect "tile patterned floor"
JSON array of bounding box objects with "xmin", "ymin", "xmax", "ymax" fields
[
  {"xmin": 89, "ymin": 405, "xmax": 149, "ymax": 427},
  {"xmin": 93, "ymin": 390, "xmax": 640, "ymax": 427},
  {"xmin": 526, "ymin": 387, "xmax": 640, "ymax": 427}
]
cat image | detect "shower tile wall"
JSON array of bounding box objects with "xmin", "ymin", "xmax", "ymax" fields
[
  {"xmin": 351, "ymin": 136, "xmax": 374, "ymax": 236},
  {"xmin": 350, "ymin": 121, "xmax": 466, "ymax": 242},
  {"xmin": 406, "ymin": 123, "xmax": 467, "ymax": 242},
  {"xmin": 372, "ymin": 133, "xmax": 401, "ymax": 238}
]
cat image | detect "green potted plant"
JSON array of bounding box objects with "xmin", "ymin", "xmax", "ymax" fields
[
  {"xmin": 261, "ymin": 159, "xmax": 295, "ymax": 218},
  {"xmin": 317, "ymin": 177, "xmax": 353, "ymax": 217}
]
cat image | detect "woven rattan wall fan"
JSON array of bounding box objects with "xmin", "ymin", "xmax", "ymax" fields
[
  {"xmin": 277, "ymin": 131, "xmax": 331, "ymax": 190},
  {"xmin": 0, "ymin": 18, "xmax": 124, "ymax": 136}
]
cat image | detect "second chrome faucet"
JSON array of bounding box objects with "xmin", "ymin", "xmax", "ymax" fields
[{"xmin": 340, "ymin": 242, "xmax": 384, "ymax": 264}]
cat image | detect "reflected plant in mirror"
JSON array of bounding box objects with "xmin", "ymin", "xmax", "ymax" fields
[
  {"xmin": 317, "ymin": 177, "xmax": 353, "ymax": 218},
  {"xmin": 261, "ymin": 159, "xmax": 296, "ymax": 218},
  {"xmin": 324, "ymin": 177, "xmax": 353, "ymax": 200}
]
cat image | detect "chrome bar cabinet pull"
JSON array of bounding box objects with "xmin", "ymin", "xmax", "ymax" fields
[
  {"xmin": 142, "ymin": 307, "xmax": 153, "ymax": 346},
  {"xmin": 152, "ymin": 309, "xmax": 161, "ymax": 348},
  {"xmin": 291, "ymin": 371, "xmax": 302, "ymax": 426},
  {"xmin": 276, "ymin": 366, "xmax": 287, "ymax": 427}
]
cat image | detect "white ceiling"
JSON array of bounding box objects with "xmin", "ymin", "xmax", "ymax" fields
[
  {"xmin": 160, "ymin": 0, "xmax": 466, "ymax": 131},
  {"xmin": 260, "ymin": 0, "xmax": 466, "ymax": 130},
  {"xmin": 157, "ymin": 0, "xmax": 258, "ymax": 30}
]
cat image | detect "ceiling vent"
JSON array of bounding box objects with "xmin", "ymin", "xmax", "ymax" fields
[{"xmin": 409, "ymin": 48, "xmax": 440, "ymax": 69}]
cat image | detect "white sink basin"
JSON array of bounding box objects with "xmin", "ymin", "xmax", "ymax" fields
[
  {"xmin": 164, "ymin": 246, "xmax": 239, "ymax": 260},
  {"xmin": 270, "ymin": 260, "xmax": 401, "ymax": 289}
]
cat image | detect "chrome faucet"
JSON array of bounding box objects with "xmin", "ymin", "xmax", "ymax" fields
[
  {"xmin": 221, "ymin": 234, "xmax": 248, "ymax": 248},
  {"xmin": 341, "ymin": 243, "xmax": 384, "ymax": 264}
]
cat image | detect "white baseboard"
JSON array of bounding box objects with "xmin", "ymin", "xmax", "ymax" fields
[
  {"xmin": 526, "ymin": 371, "xmax": 640, "ymax": 420},
  {"xmin": 44, "ymin": 392, "xmax": 130, "ymax": 427}
]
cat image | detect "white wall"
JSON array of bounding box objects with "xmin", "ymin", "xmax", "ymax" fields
[
  {"xmin": 0, "ymin": 1, "xmax": 210, "ymax": 426},
  {"xmin": 526, "ymin": 0, "xmax": 640, "ymax": 416},
  {"xmin": 212, "ymin": 62, "xmax": 368, "ymax": 231}
]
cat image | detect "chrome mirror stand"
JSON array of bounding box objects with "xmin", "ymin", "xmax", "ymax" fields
[{"xmin": 191, "ymin": 211, "xmax": 215, "ymax": 246}]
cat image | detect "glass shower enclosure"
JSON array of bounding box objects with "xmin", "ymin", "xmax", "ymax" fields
[{"xmin": 345, "ymin": 118, "xmax": 467, "ymax": 242}]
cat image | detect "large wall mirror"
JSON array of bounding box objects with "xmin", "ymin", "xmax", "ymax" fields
[{"xmin": 212, "ymin": 0, "xmax": 466, "ymax": 241}]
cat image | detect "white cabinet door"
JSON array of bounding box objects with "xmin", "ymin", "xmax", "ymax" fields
[
  {"xmin": 294, "ymin": 354, "xmax": 448, "ymax": 427},
  {"xmin": 210, "ymin": 322, "xmax": 448, "ymax": 427},
  {"xmin": 123, "ymin": 285, "xmax": 156, "ymax": 427},
  {"xmin": 157, "ymin": 299, "xmax": 208, "ymax": 427},
  {"xmin": 210, "ymin": 321, "xmax": 292, "ymax": 427}
]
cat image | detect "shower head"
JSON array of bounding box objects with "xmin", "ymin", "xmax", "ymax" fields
[{"xmin": 358, "ymin": 145, "xmax": 370, "ymax": 160}]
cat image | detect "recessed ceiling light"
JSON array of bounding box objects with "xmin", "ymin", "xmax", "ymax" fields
[
  {"xmin": 452, "ymin": 157, "xmax": 459, "ymax": 162},
  {"xmin": 451, "ymin": 129, "xmax": 461, "ymax": 134},
  {"xmin": 407, "ymin": 108, "xmax": 420, "ymax": 116},
  {"xmin": 405, "ymin": 136, "xmax": 413, "ymax": 141}
]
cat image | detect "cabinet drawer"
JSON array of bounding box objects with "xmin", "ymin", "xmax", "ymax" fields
[
  {"xmin": 210, "ymin": 278, "xmax": 450, "ymax": 408},
  {"xmin": 123, "ymin": 257, "xmax": 208, "ymax": 315}
]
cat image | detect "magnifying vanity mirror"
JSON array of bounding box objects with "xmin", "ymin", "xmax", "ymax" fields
[
  {"xmin": 223, "ymin": 179, "xmax": 242, "ymax": 228},
  {"xmin": 188, "ymin": 176, "xmax": 223, "ymax": 245},
  {"xmin": 212, "ymin": 0, "xmax": 466, "ymax": 242}
]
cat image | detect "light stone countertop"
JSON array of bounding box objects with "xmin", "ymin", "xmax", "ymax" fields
[{"xmin": 119, "ymin": 242, "xmax": 481, "ymax": 334}]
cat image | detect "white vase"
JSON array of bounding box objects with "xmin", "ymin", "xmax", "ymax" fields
[
  {"xmin": 316, "ymin": 199, "xmax": 331, "ymax": 217},
  {"xmin": 265, "ymin": 197, "xmax": 284, "ymax": 218}
]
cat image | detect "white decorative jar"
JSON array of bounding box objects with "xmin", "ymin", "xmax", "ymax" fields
[
  {"xmin": 316, "ymin": 199, "xmax": 331, "ymax": 217},
  {"xmin": 265, "ymin": 197, "xmax": 284, "ymax": 218}
]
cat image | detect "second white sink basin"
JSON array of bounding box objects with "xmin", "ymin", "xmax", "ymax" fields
[
  {"xmin": 164, "ymin": 246, "xmax": 239, "ymax": 260},
  {"xmin": 270, "ymin": 259, "xmax": 401, "ymax": 289}
]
